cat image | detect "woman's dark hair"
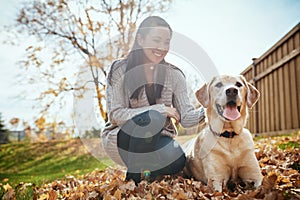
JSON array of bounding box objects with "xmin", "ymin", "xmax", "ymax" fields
[{"xmin": 124, "ymin": 16, "xmax": 173, "ymax": 100}]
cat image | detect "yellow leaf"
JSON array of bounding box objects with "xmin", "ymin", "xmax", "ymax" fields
[
  {"xmin": 279, "ymin": 183, "xmax": 294, "ymax": 189},
  {"xmin": 103, "ymin": 194, "xmax": 112, "ymax": 200},
  {"xmin": 113, "ymin": 189, "xmax": 122, "ymax": 200},
  {"xmin": 2, "ymin": 178, "xmax": 9, "ymax": 182},
  {"xmin": 3, "ymin": 183, "xmax": 12, "ymax": 191},
  {"xmin": 280, "ymin": 177, "xmax": 291, "ymax": 183},
  {"xmin": 38, "ymin": 193, "xmax": 49, "ymax": 200}
]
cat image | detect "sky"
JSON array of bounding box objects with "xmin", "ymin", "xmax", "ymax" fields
[{"xmin": 0, "ymin": 0, "xmax": 300, "ymax": 128}]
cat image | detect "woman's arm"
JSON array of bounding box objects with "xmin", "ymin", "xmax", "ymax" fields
[{"xmin": 171, "ymin": 70, "xmax": 205, "ymax": 128}]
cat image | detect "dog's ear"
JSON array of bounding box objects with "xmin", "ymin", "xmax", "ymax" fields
[
  {"xmin": 239, "ymin": 75, "xmax": 260, "ymax": 108},
  {"xmin": 195, "ymin": 84, "xmax": 210, "ymax": 108},
  {"xmin": 246, "ymin": 82, "xmax": 260, "ymax": 108}
]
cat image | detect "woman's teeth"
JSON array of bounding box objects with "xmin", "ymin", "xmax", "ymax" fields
[{"xmin": 153, "ymin": 52, "xmax": 163, "ymax": 57}]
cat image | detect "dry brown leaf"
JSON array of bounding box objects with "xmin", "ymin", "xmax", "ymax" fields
[
  {"xmin": 262, "ymin": 173, "xmax": 278, "ymax": 190},
  {"xmin": 48, "ymin": 189, "xmax": 58, "ymax": 200},
  {"xmin": 113, "ymin": 189, "xmax": 122, "ymax": 200}
]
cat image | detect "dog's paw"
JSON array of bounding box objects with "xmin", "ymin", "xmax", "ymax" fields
[
  {"xmin": 208, "ymin": 179, "xmax": 226, "ymax": 192},
  {"xmin": 241, "ymin": 179, "xmax": 262, "ymax": 189},
  {"xmin": 253, "ymin": 179, "xmax": 262, "ymax": 188}
]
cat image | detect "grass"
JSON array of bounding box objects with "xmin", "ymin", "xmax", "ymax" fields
[
  {"xmin": 0, "ymin": 139, "xmax": 113, "ymax": 187},
  {"xmin": 278, "ymin": 141, "xmax": 300, "ymax": 150}
]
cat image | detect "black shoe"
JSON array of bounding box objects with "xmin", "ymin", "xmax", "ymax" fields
[{"xmin": 125, "ymin": 172, "xmax": 141, "ymax": 185}]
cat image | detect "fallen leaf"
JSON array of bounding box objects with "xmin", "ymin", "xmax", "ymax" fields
[{"xmin": 48, "ymin": 190, "xmax": 58, "ymax": 200}]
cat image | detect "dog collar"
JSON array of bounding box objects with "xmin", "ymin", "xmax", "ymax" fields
[
  {"xmin": 220, "ymin": 131, "xmax": 237, "ymax": 138},
  {"xmin": 209, "ymin": 126, "xmax": 237, "ymax": 138}
]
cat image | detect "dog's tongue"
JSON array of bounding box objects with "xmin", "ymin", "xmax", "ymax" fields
[{"xmin": 223, "ymin": 106, "xmax": 241, "ymax": 120}]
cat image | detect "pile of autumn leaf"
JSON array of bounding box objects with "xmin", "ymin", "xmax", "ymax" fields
[{"xmin": 3, "ymin": 134, "xmax": 300, "ymax": 200}]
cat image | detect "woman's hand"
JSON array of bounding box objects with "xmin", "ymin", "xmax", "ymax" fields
[{"xmin": 165, "ymin": 107, "xmax": 180, "ymax": 124}]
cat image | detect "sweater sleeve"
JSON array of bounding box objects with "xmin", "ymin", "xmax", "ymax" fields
[
  {"xmin": 106, "ymin": 61, "xmax": 167, "ymax": 126},
  {"xmin": 171, "ymin": 70, "xmax": 205, "ymax": 128}
]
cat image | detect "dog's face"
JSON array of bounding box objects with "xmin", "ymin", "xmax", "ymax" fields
[{"xmin": 195, "ymin": 75, "xmax": 259, "ymax": 134}]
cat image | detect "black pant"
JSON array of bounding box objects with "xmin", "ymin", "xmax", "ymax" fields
[{"xmin": 117, "ymin": 110, "xmax": 186, "ymax": 184}]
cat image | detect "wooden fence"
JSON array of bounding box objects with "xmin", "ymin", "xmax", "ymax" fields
[{"xmin": 241, "ymin": 22, "xmax": 300, "ymax": 136}]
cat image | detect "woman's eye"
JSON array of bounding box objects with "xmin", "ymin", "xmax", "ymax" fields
[
  {"xmin": 215, "ymin": 82, "xmax": 223, "ymax": 88},
  {"xmin": 153, "ymin": 39, "xmax": 160, "ymax": 43},
  {"xmin": 235, "ymin": 82, "xmax": 243, "ymax": 87}
]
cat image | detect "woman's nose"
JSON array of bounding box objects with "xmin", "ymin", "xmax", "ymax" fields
[{"xmin": 157, "ymin": 43, "xmax": 169, "ymax": 52}]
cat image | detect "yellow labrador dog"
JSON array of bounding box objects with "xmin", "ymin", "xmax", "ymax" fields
[{"xmin": 183, "ymin": 75, "xmax": 262, "ymax": 191}]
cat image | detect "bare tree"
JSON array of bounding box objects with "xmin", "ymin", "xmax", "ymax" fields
[{"xmin": 9, "ymin": 0, "xmax": 173, "ymax": 127}]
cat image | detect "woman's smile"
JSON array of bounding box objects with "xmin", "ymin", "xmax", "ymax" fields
[
  {"xmin": 152, "ymin": 49, "xmax": 165, "ymax": 57},
  {"xmin": 138, "ymin": 27, "xmax": 171, "ymax": 64}
]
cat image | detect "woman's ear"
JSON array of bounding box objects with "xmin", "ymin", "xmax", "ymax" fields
[{"xmin": 137, "ymin": 33, "xmax": 144, "ymax": 46}]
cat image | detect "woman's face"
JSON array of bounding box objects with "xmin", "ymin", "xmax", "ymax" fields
[{"xmin": 137, "ymin": 27, "xmax": 171, "ymax": 64}]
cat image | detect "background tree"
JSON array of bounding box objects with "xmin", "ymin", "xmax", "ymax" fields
[
  {"xmin": 7, "ymin": 0, "xmax": 173, "ymax": 130},
  {"xmin": 0, "ymin": 113, "xmax": 10, "ymax": 144}
]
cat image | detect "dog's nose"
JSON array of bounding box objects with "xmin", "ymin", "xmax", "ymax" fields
[{"xmin": 226, "ymin": 87, "xmax": 238, "ymax": 97}]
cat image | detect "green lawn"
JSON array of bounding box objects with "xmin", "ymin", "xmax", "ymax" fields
[{"xmin": 0, "ymin": 139, "xmax": 113, "ymax": 187}]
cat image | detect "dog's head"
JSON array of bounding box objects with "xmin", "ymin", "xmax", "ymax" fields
[{"xmin": 195, "ymin": 75, "xmax": 259, "ymax": 134}]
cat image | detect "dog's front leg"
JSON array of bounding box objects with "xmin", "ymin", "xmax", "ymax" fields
[
  {"xmin": 239, "ymin": 167, "xmax": 262, "ymax": 188},
  {"xmin": 205, "ymin": 166, "xmax": 230, "ymax": 191},
  {"xmin": 238, "ymin": 157, "xmax": 262, "ymax": 188},
  {"xmin": 203, "ymin": 156, "xmax": 231, "ymax": 191}
]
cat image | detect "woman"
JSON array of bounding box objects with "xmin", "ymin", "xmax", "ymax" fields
[{"xmin": 101, "ymin": 16, "xmax": 205, "ymax": 184}]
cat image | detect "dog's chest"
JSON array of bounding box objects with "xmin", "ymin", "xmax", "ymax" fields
[
  {"xmin": 217, "ymin": 137, "xmax": 239, "ymax": 151},
  {"xmin": 211, "ymin": 137, "xmax": 247, "ymax": 163}
]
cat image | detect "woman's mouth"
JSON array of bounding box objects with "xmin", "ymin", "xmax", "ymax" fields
[{"xmin": 152, "ymin": 50, "xmax": 164, "ymax": 57}]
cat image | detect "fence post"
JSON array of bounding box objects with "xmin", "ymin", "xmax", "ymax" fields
[{"xmin": 251, "ymin": 58, "xmax": 259, "ymax": 134}]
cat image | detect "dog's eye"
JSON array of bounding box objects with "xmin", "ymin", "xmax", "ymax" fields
[
  {"xmin": 215, "ymin": 82, "xmax": 223, "ymax": 88},
  {"xmin": 235, "ymin": 82, "xmax": 243, "ymax": 87}
]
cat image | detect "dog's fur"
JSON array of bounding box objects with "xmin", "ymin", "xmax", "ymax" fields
[{"xmin": 183, "ymin": 75, "xmax": 262, "ymax": 191}]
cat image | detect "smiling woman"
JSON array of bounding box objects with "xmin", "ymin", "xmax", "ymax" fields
[{"xmin": 101, "ymin": 16, "xmax": 205, "ymax": 185}]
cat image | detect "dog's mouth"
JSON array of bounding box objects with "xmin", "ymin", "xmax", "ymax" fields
[{"xmin": 216, "ymin": 101, "xmax": 241, "ymax": 121}]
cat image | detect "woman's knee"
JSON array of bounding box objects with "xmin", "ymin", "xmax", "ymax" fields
[
  {"xmin": 121, "ymin": 110, "xmax": 165, "ymax": 139},
  {"xmin": 155, "ymin": 137, "xmax": 186, "ymax": 171},
  {"xmin": 132, "ymin": 110, "xmax": 164, "ymax": 127}
]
